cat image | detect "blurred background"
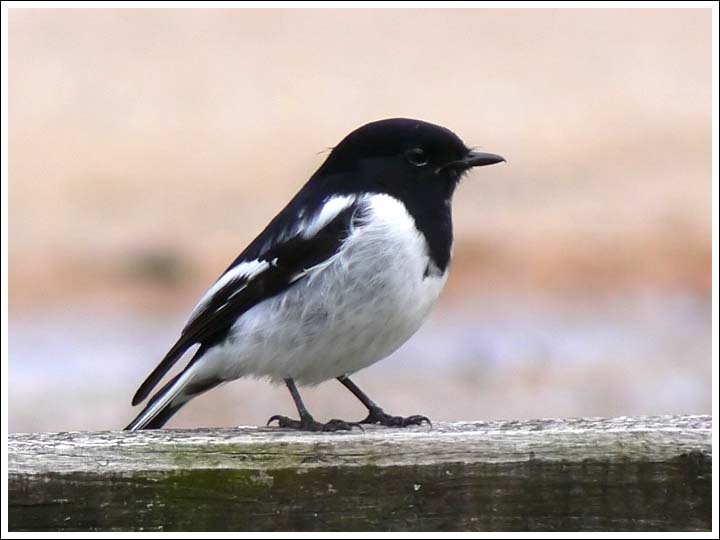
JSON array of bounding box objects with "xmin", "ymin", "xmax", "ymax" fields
[{"xmin": 8, "ymin": 8, "xmax": 712, "ymax": 433}]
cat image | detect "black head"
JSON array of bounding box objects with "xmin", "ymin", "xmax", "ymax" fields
[{"xmin": 316, "ymin": 118, "xmax": 504, "ymax": 201}]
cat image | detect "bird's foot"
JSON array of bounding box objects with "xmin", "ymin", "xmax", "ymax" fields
[
  {"xmin": 267, "ymin": 414, "xmax": 362, "ymax": 432},
  {"xmin": 361, "ymin": 407, "xmax": 432, "ymax": 428}
]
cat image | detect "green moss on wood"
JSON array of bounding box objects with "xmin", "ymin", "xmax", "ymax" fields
[{"xmin": 9, "ymin": 454, "xmax": 711, "ymax": 531}]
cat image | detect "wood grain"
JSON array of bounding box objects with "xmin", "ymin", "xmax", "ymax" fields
[{"xmin": 8, "ymin": 415, "xmax": 712, "ymax": 531}]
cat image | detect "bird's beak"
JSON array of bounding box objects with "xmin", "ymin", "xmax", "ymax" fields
[
  {"xmin": 459, "ymin": 150, "xmax": 506, "ymax": 169},
  {"xmin": 439, "ymin": 150, "xmax": 505, "ymax": 174}
]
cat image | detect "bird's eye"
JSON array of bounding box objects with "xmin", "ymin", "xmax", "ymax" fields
[{"xmin": 405, "ymin": 147, "xmax": 429, "ymax": 167}]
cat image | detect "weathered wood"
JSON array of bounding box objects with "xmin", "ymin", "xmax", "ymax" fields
[{"xmin": 8, "ymin": 415, "xmax": 711, "ymax": 531}]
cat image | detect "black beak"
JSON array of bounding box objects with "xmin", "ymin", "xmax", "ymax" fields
[
  {"xmin": 459, "ymin": 150, "xmax": 506, "ymax": 169},
  {"xmin": 440, "ymin": 150, "xmax": 505, "ymax": 174}
]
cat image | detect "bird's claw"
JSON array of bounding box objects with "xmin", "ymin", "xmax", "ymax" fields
[
  {"xmin": 267, "ymin": 414, "xmax": 363, "ymax": 432},
  {"xmin": 361, "ymin": 409, "xmax": 432, "ymax": 428}
]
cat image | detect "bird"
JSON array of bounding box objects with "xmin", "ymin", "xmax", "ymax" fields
[{"xmin": 125, "ymin": 118, "xmax": 505, "ymax": 431}]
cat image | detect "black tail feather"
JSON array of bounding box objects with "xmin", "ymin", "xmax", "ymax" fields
[
  {"xmin": 125, "ymin": 371, "xmax": 222, "ymax": 431},
  {"xmin": 131, "ymin": 341, "xmax": 192, "ymax": 406},
  {"xmin": 125, "ymin": 373, "xmax": 184, "ymax": 430},
  {"xmin": 137, "ymin": 402, "xmax": 186, "ymax": 430}
]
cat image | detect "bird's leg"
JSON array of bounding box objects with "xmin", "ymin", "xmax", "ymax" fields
[
  {"xmin": 337, "ymin": 375, "xmax": 431, "ymax": 427},
  {"xmin": 267, "ymin": 378, "xmax": 361, "ymax": 432}
]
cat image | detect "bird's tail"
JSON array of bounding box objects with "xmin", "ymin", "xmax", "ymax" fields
[{"xmin": 125, "ymin": 365, "xmax": 220, "ymax": 431}]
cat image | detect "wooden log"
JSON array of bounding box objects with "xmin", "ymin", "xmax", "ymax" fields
[{"xmin": 8, "ymin": 415, "xmax": 712, "ymax": 532}]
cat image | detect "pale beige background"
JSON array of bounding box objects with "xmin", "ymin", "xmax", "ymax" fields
[{"xmin": 8, "ymin": 9, "xmax": 712, "ymax": 432}]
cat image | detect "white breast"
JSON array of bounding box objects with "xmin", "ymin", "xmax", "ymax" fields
[{"xmin": 192, "ymin": 193, "xmax": 449, "ymax": 386}]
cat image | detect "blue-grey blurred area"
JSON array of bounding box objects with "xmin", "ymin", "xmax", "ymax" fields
[{"xmin": 8, "ymin": 9, "xmax": 712, "ymax": 433}]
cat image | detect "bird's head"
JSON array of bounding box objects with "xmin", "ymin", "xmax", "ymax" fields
[{"xmin": 317, "ymin": 118, "xmax": 505, "ymax": 200}]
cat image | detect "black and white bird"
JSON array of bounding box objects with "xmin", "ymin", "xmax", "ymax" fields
[{"xmin": 125, "ymin": 118, "xmax": 504, "ymax": 431}]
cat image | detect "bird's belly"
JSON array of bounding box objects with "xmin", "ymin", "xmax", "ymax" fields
[{"xmin": 196, "ymin": 194, "xmax": 449, "ymax": 385}]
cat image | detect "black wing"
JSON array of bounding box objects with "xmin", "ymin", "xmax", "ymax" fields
[{"xmin": 131, "ymin": 200, "xmax": 362, "ymax": 406}]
